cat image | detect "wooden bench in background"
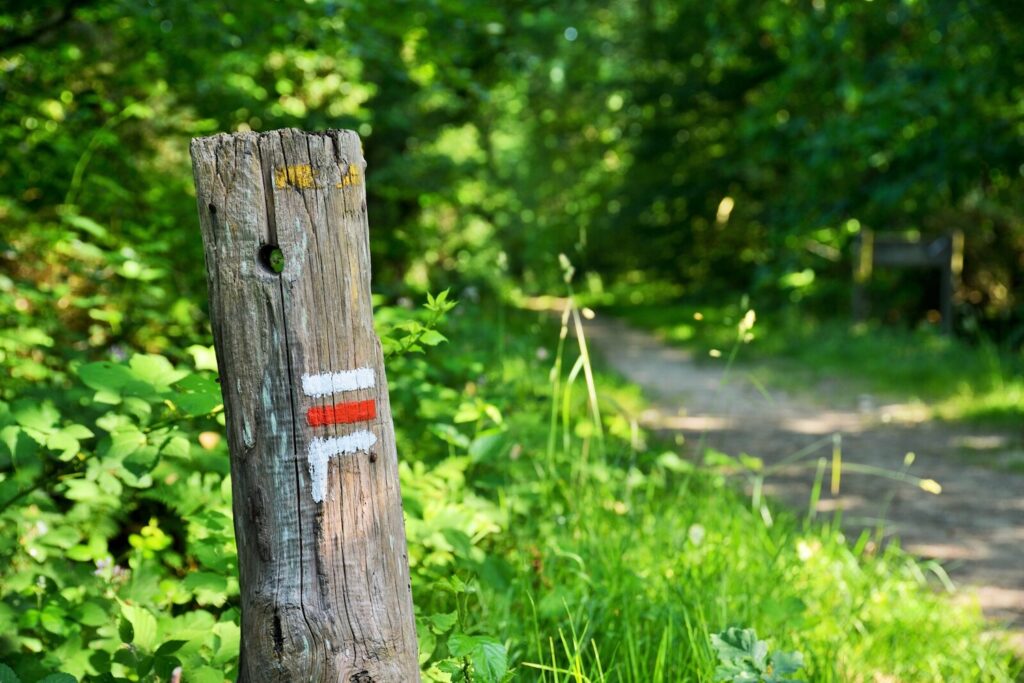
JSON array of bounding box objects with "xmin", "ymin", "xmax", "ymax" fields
[{"xmin": 852, "ymin": 229, "xmax": 964, "ymax": 334}]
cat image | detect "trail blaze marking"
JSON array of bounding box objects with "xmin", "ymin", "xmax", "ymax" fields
[
  {"xmin": 302, "ymin": 367, "xmax": 375, "ymax": 396},
  {"xmin": 302, "ymin": 367, "xmax": 377, "ymax": 502},
  {"xmin": 307, "ymin": 398, "xmax": 376, "ymax": 427},
  {"xmin": 275, "ymin": 164, "xmax": 318, "ymax": 189},
  {"xmin": 335, "ymin": 163, "xmax": 362, "ymax": 188},
  {"xmin": 307, "ymin": 431, "xmax": 378, "ymax": 503},
  {"xmin": 274, "ymin": 163, "xmax": 361, "ymax": 190}
]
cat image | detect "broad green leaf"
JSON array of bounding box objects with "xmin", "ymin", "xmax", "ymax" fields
[
  {"xmin": 119, "ymin": 616, "xmax": 134, "ymax": 645},
  {"xmin": 183, "ymin": 572, "xmax": 229, "ymax": 606},
  {"xmin": 105, "ymin": 429, "xmax": 147, "ymax": 460},
  {"xmin": 211, "ymin": 621, "xmax": 240, "ymax": 666},
  {"xmin": 129, "ymin": 354, "xmax": 187, "ymax": 391},
  {"xmin": 154, "ymin": 640, "xmax": 187, "ymax": 656},
  {"xmin": 0, "ymin": 664, "xmax": 20, "ymax": 683},
  {"xmin": 171, "ymin": 373, "xmax": 223, "ymax": 415},
  {"xmin": 448, "ymin": 634, "xmax": 507, "ymax": 683},
  {"xmin": 12, "ymin": 400, "xmax": 59, "ymax": 433},
  {"xmin": 427, "ymin": 611, "xmax": 458, "ymax": 633},
  {"xmin": 471, "ymin": 639, "xmax": 508, "ymax": 683},
  {"xmin": 37, "ymin": 674, "xmax": 77, "ymax": 683},
  {"xmin": 419, "ymin": 329, "xmax": 447, "ymax": 346},
  {"xmin": 118, "ymin": 601, "xmax": 159, "ymax": 651},
  {"xmin": 123, "ymin": 446, "xmax": 160, "ymax": 478},
  {"xmin": 771, "ymin": 650, "xmax": 805, "ymax": 676},
  {"xmin": 447, "ymin": 633, "xmax": 478, "ymax": 657},
  {"xmin": 160, "ymin": 435, "xmax": 190, "ymax": 459},
  {"xmin": 78, "ymin": 361, "xmax": 144, "ymax": 404},
  {"xmin": 186, "ymin": 345, "xmax": 219, "ymax": 372},
  {"xmin": 73, "ymin": 600, "xmax": 111, "ymax": 627},
  {"xmin": 63, "ymin": 479, "xmax": 103, "ymax": 502},
  {"xmin": 184, "ymin": 667, "xmax": 225, "ymax": 683},
  {"xmin": 0, "ymin": 425, "xmax": 37, "ymax": 464},
  {"xmin": 46, "ymin": 431, "xmax": 81, "ymax": 460}
]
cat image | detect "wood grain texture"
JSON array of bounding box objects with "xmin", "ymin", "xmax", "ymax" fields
[{"xmin": 191, "ymin": 129, "xmax": 419, "ymax": 682}]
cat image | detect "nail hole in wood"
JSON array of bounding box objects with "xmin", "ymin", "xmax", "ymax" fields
[
  {"xmin": 258, "ymin": 244, "xmax": 285, "ymax": 274},
  {"xmin": 369, "ymin": 451, "xmax": 377, "ymax": 464},
  {"xmin": 208, "ymin": 203, "xmax": 217, "ymax": 215}
]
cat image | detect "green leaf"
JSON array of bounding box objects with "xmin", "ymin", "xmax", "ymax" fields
[
  {"xmin": 129, "ymin": 354, "xmax": 187, "ymax": 391},
  {"xmin": 448, "ymin": 634, "xmax": 507, "ymax": 683},
  {"xmin": 183, "ymin": 572, "xmax": 229, "ymax": 606},
  {"xmin": 45, "ymin": 431, "xmax": 81, "ymax": 460},
  {"xmin": 770, "ymin": 650, "xmax": 805, "ymax": 676},
  {"xmin": 186, "ymin": 345, "xmax": 219, "ymax": 372},
  {"xmin": 105, "ymin": 429, "xmax": 147, "ymax": 460},
  {"xmin": 73, "ymin": 601, "xmax": 111, "ymax": 627},
  {"xmin": 0, "ymin": 663, "xmax": 20, "ymax": 683},
  {"xmin": 36, "ymin": 675, "xmax": 77, "ymax": 683},
  {"xmin": 435, "ymin": 575, "xmax": 468, "ymax": 594},
  {"xmin": 427, "ymin": 611, "xmax": 458, "ymax": 634},
  {"xmin": 78, "ymin": 361, "xmax": 144, "ymax": 404},
  {"xmin": 122, "ymin": 446, "xmax": 160, "ymax": 478},
  {"xmin": 12, "ymin": 400, "xmax": 59, "ymax": 433},
  {"xmin": 447, "ymin": 633, "xmax": 477, "ymax": 657},
  {"xmin": 416, "ymin": 618, "xmax": 437, "ymax": 666},
  {"xmin": 183, "ymin": 667, "xmax": 224, "ymax": 683},
  {"xmin": 711, "ymin": 627, "xmax": 762, "ymax": 663},
  {"xmin": 657, "ymin": 451, "xmax": 695, "ymax": 473},
  {"xmin": 211, "ymin": 621, "xmax": 240, "ymax": 666},
  {"xmin": 119, "ymin": 616, "xmax": 134, "ymax": 645},
  {"xmin": 62, "ymin": 212, "xmax": 109, "ymax": 238},
  {"xmin": 419, "ymin": 329, "xmax": 448, "ymax": 346},
  {"xmin": 171, "ymin": 373, "xmax": 223, "ymax": 415},
  {"xmin": 154, "ymin": 640, "xmax": 187, "ymax": 656},
  {"xmin": 468, "ymin": 432, "xmax": 507, "ymax": 463},
  {"xmin": 118, "ymin": 601, "xmax": 158, "ymax": 651},
  {"xmin": 471, "ymin": 639, "xmax": 507, "ymax": 683}
]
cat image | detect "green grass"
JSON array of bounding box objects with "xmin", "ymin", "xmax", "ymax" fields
[
  {"xmin": 436, "ymin": 300, "xmax": 1023, "ymax": 681},
  {"xmin": 612, "ymin": 301, "xmax": 1024, "ymax": 426},
  {"xmin": 2, "ymin": 295, "xmax": 1020, "ymax": 681}
]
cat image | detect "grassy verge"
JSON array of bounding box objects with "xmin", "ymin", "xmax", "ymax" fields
[
  {"xmin": 421, "ymin": 299, "xmax": 1022, "ymax": 681},
  {"xmin": 1, "ymin": 295, "xmax": 1020, "ymax": 681},
  {"xmin": 611, "ymin": 301, "xmax": 1024, "ymax": 426}
]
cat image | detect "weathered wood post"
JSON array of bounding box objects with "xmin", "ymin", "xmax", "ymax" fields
[{"xmin": 190, "ymin": 129, "xmax": 420, "ymax": 681}]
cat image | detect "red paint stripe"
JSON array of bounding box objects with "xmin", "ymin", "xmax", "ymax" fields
[{"xmin": 307, "ymin": 399, "xmax": 376, "ymax": 427}]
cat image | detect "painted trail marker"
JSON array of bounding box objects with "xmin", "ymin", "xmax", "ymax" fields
[{"xmin": 191, "ymin": 129, "xmax": 419, "ymax": 681}]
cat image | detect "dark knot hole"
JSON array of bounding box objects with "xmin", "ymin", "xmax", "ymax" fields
[{"xmin": 258, "ymin": 244, "xmax": 285, "ymax": 274}]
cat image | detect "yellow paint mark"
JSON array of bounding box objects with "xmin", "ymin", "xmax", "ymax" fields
[
  {"xmin": 274, "ymin": 164, "xmax": 318, "ymax": 189},
  {"xmin": 335, "ymin": 163, "xmax": 363, "ymax": 188}
]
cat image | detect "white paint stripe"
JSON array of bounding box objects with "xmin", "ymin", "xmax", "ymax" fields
[
  {"xmin": 307, "ymin": 430, "xmax": 377, "ymax": 503},
  {"xmin": 301, "ymin": 367, "xmax": 375, "ymax": 397}
]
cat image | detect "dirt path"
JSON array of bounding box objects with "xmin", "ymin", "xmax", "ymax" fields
[{"xmin": 582, "ymin": 315, "xmax": 1024, "ymax": 641}]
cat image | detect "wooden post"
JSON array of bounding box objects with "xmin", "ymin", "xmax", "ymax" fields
[
  {"xmin": 851, "ymin": 228, "xmax": 873, "ymax": 324},
  {"xmin": 190, "ymin": 129, "xmax": 420, "ymax": 681},
  {"xmin": 941, "ymin": 230, "xmax": 965, "ymax": 335}
]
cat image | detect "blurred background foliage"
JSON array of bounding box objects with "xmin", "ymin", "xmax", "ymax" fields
[
  {"xmin": 1, "ymin": 0, "xmax": 1023, "ymax": 680},
  {"xmin": 3, "ymin": 0, "xmax": 1023, "ymax": 344}
]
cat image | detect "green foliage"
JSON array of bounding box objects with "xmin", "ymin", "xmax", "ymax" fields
[
  {"xmin": 711, "ymin": 627, "xmax": 804, "ymax": 683},
  {"xmin": 2, "ymin": 0, "xmax": 1023, "ymax": 680}
]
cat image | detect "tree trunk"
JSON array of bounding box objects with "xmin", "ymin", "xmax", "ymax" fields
[{"xmin": 191, "ymin": 128, "xmax": 420, "ymax": 682}]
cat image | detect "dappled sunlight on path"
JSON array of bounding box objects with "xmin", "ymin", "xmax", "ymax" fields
[{"xmin": 582, "ymin": 314, "xmax": 1024, "ymax": 644}]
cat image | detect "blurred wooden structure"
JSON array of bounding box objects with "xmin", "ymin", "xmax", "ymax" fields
[{"xmin": 852, "ymin": 229, "xmax": 964, "ymax": 334}]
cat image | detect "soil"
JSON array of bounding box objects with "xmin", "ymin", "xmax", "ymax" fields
[{"xmin": 581, "ymin": 314, "xmax": 1024, "ymax": 647}]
